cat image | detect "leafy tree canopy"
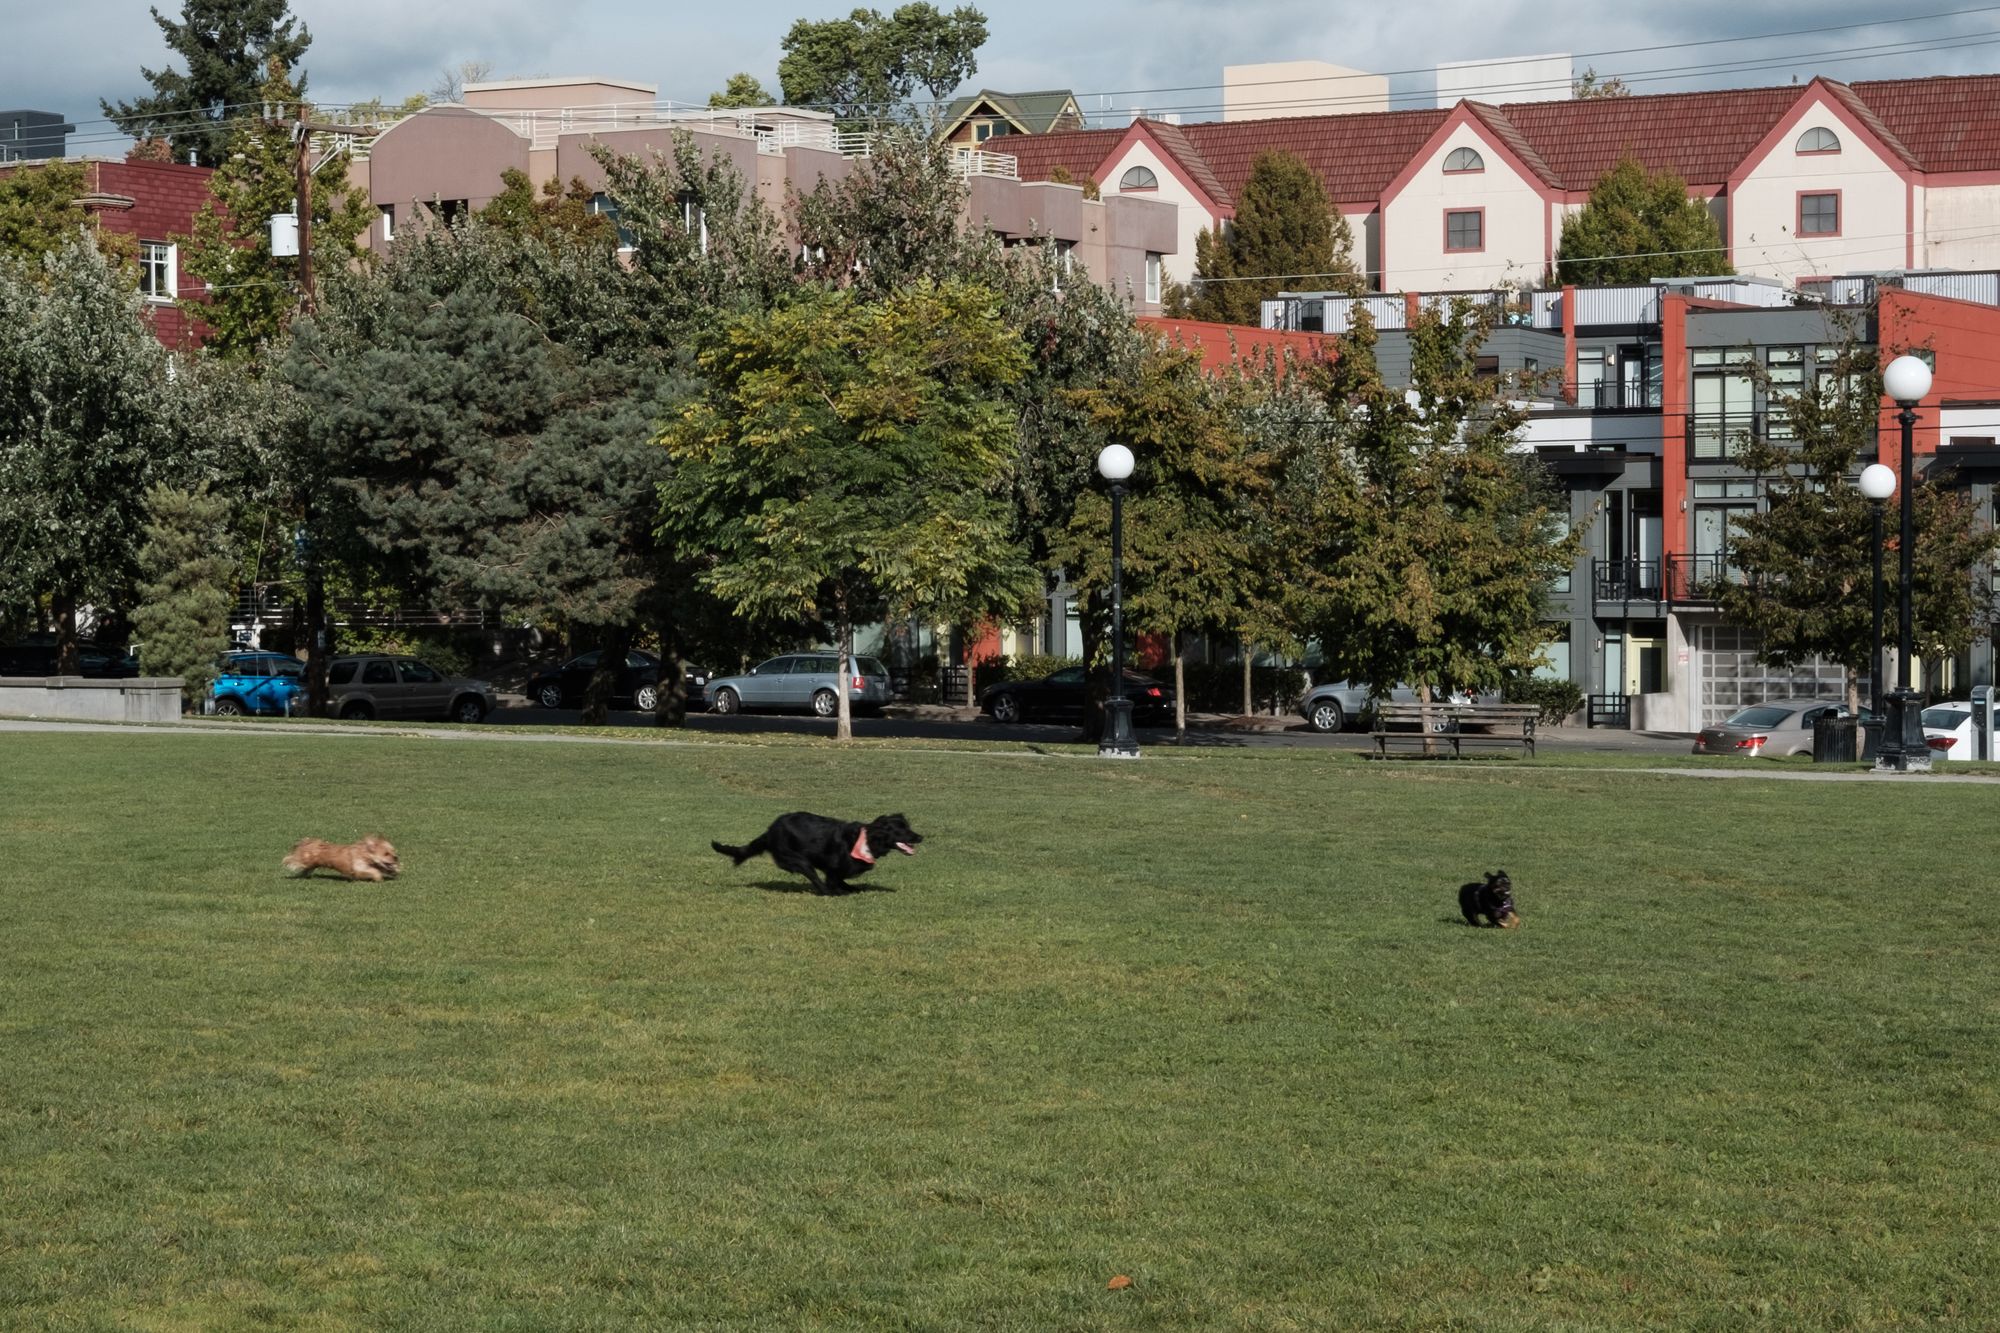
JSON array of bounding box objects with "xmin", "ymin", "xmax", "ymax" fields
[
  {"xmin": 709, "ymin": 73, "xmax": 777, "ymax": 109},
  {"xmin": 1175, "ymin": 149, "xmax": 1361, "ymax": 325},
  {"xmin": 778, "ymin": 4, "xmax": 987, "ymax": 123},
  {"xmin": 1556, "ymin": 154, "xmax": 1729, "ymax": 285},
  {"xmin": 130, "ymin": 483, "xmax": 236, "ymax": 705},
  {"xmin": 1573, "ymin": 66, "xmax": 1632, "ymax": 98},
  {"xmin": 102, "ymin": 0, "xmax": 312, "ymax": 167}
]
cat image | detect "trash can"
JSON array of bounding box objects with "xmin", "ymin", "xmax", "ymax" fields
[{"xmin": 1813, "ymin": 712, "xmax": 1860, "ymax": 763}]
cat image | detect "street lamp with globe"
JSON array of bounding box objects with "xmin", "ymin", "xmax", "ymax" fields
[
  {"xmin": 1877, "ymin": 353, "xmax": 1933, "ymax": 772},
  {"xmin": 1857, "ymin": 461, "xmax": 1896, "ymax": 727},
  {"xmin": 1096, "ymin": 443, "xmax": 1140, "ymax": 759}
]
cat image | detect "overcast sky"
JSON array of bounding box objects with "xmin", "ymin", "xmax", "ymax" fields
[{"xmin": 12, "ymin": 0, "xmax": 2000, "ymax": 153}]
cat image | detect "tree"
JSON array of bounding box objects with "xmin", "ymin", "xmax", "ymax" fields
[
  {"xmin": 659, "ymin": 281, "xmax": 1036, "ymax": 740},
  {"xmin": 130, "ymin": 484, "xmax": 236, "ymax": 707},
  {"xmin": 1175, "ymin": 150, "xmax": 1360, "ymax": 326},
  {"xmin": 1293, "ymin": 302, "xmax": 1582, "ymax": 725},
  {"xmin": 431, "ymin": 60, "xmax": 494, "ymax": 104},
  {"xmin": 102, "ymin": 0, "xmax": 312, "ymax": 167},
  {"xmin": 479, "ymin": 169, "xmax": 620, "ymax": 249},
  {"xmin": 286, "ymin": 219, "xmax": 683, "ymax": 725},
  {"xmin": 1572, "ymin": 66, "xmax": 1631, "ymax": 98},
  {"xmin": 1556, "ymin": 155, "xmax": 1729, "ymax": 285},
  {"xmin": 1054, "ymin": 339, "xmax": 1275, "ymax": 736},
  {"xmin": 0, "ymin": 238, "xmax": 193, "ymax": 669},
  {"xmin": 1716, "ymin": 336, "xmax": 2000, "ymax": 709},
  {"xmin": 179, "ymin": 60, "xmax": 372, "ymax": 357},
  {"xmin": 0, "ymin": 162, "xmax": 91, "ymax": 263},
  {"xmin": 709, "ymin": 73, "xmax": 777, "ymax": 109},
  {"xmin": 778, "ymin": 4, "xmax": 988, "ymax": 123}
]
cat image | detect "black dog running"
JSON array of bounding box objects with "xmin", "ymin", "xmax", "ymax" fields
[{"xmin": 713, "ymin": 812, "xmax": 922, "ymax": 894}]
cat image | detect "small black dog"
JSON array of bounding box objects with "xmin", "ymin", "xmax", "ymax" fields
[
  {"xmin": 712, "ymin": 812, "xmax": 923, "ymax": 894},
  {"xmin": 1459, "ymin": 870, "xmax": 1521, "ymax": 928}
]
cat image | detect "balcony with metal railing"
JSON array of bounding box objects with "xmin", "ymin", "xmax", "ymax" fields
[{"xmin": 1591, "ymin": 554, "xmax": 1739, "ymax": 607}]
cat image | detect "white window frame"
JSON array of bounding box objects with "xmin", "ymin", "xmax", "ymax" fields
[
  {"xmin": 1443, "ymin": 146, "xmax": 1485, "ymax": 173},
  {"xmin": 1144, "ymin": 252, "xmax": 1162, "ymax": 304},
  {"xmin": 138, "ymin": 240, "xmax": 176, "ymax": 301},
  {"xmin": 1120, "ymin": 165, "xmax": 1159, "ymax": 192},
  {"xmin": 1795, "ymin": 126, "xmax": 1841, "ymax": 154},
  {"xmin": 378, "ymin": 204, "xmax": 394, "ymax": 243}
]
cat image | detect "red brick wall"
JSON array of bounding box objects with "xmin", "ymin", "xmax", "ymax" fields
[
  {"xmin": 1878, "ymin": 288, "xmax": 2000, "ymax": 468},
  {"xmin": 1138, "ymin": 317, "xmax": 1334, "ymax": 375},
  {"xmin": 82, "ymin": 160, "xmax": 217, "ymax": 349}
]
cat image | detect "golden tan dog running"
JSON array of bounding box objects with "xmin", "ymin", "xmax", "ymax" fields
[{"xmin": 283, "ymin": 835, "xmax": 400, "ymax": 882}]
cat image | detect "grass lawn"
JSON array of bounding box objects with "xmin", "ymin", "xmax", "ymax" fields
[{"xmin": 2, "ymin": 729, "xmax": 1994, "ymax": 1330}]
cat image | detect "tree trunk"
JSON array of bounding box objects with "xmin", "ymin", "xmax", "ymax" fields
[
  {"xmin": 653, "ymin": 608, "xmax": 688, "ymax": 728},
  {"xmin": 1418, "ymin": 681, "xmax": 1440, "ymax": 758},
  {"xmin": 836, "ymin": 618, "xmax": 855, "ymax": 742},
  {"xmin": 53, "ymin": 592, "xmax": 79, "ymax": 675},
  {"xmin": 1173, "ymin": 635, "xmax": 1187, "ymax": 740},
  {"xmin": 964, "ymin": 623, "xmax": 977, "ymax": 708},
  {"xmin": 1241, "ymin": 638, "xmax": 1253, "ymax": 716},
  {"xmin": 1080, "ymin": 588, "xmax": 1108, "ymax": 742},
  {"xmin": 581, "ymin": 622, "xmax": 630, "ymax": 726}
]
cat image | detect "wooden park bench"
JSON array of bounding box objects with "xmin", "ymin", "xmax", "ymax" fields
[{"xmin": 1369, "ymin": 701, "xmax": 1539, "ymax": 759}]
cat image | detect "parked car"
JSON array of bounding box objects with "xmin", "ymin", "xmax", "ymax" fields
[
  {"xmin": 524, "ymin": 649, "xmax": 707, "ymax": 713},
  {"xmin": 325, "ymin": 654, "xmax": 497, "ymax": 723},
  {"xmin": 0, "ymin": 637, "xmax": 139, "ymax": 678},
  {"xmin": 208, "ymin": 651, "xmax": 306, "ymax": 717},
  {"xmin": 1298, "ymin": 681, "xmax": 1476, "ymax": 734},
  {"xmin": 979, "ymin": 666, "xmax": 1175, "ymax": 725},
  {"xmin": 1691, "ymin": 698, "xmax": 1848, "ymax": 758},
  {"xmin": 1921, "ymin": 701, "xmax": 1979, "ymax": 761},
  {"xmin": 706, "ymin": 652, "xmax": 893, "ymax": 718}
]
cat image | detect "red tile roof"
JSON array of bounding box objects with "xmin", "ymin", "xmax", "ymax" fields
[
  {"xmin": 989, "ymin": 127, "xmax": 1127, "ymax": 192},
  {"xmin": 1002, "ymin": 73, "xmax": 2000, "ymax": 205},
  {"xmin": 1142, "ymin": 119, "xmax": 1234, "ymax": 207}
]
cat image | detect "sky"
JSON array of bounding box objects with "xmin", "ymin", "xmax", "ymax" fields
[{"xmin": 10, "ymin": 0, "xmax": 2000, "ymax": 154}]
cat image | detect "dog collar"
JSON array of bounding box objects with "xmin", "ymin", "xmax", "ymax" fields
[{"xmin": 850, "ymin": 829, "xmax": 875, "ymax": 863}]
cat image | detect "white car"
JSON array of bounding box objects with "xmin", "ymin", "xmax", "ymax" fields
[{"xmin": 1921, "ymin": 702, "xmax": 1977, "ymax": 761}]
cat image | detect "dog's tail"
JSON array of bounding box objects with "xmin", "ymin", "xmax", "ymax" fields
[{"xmin": 711, "ymin": 835, "xmax": 767, "ymax": 866}]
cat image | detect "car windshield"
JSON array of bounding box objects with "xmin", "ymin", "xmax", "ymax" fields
[
  {"xmin": 1724, "ymin": 705, "xmax": 1796, "ymax": 728},
  {"xmin": 1922, "ymin": 705, "xmax": 1970, "ymax": 728}
]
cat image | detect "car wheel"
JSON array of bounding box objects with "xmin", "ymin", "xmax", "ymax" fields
[
  {"xmin": 452, "ymin": 695, "xmax": 487, "ymax": 724},
  {"xmin": 213, "ymin": 697, "xmax": 247, "ymax": 718},
  {"xmin": 811, "ymin": 688, "xmax": 839, "ymax": 718},
  {"xmin": 536, "ymin": 682, "xmax": 564, "ymax": 709},
  {"xmin": 340, "ymin": 700, "xmax": 374, "ymax": 721},
  {"xmin": 634, "ymin": 683, "xmax": 660, "ymax": 712},
  {"xmin": 711, "ymin": 687, "xmax": 740, "ymax": 716},
  {"xmin": 1307, "ymin": 698, "xmax": 1345, "ymax": 733},
  {"xmin": 989, "ymin": 692, "xmax": 1022, "ymax": 724}
]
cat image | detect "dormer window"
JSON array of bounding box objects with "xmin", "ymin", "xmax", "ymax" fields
[
  {"xmin": 1119, "ymin": 165, "xmax": 1159, "ymax": 191},
  {"xmin": 1796, "ymin": 127, "xmax": 1840, "ymax": 155},
  {"xmin": 1444, "ymin": 147, "xmax": 1484, "ymax": 173}
]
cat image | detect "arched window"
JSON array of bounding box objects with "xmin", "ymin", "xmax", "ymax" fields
[
  {"xmin": 1119, "ymin": 165, "xmax": 1159, "ymax": 191},
  {"xmin": 1444, "ymin": 146, "xmax": 1484, "ymax": 173},
  {"xmin": 1796, "ymin": 127, "xmax": 1841, "ymax": 154}
]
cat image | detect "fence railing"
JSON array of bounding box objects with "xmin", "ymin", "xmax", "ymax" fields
[{"xmin": 1591, "ymin": 555, "xmax": 1739, "ymax": 606}]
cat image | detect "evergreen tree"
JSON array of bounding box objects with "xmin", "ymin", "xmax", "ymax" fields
[
  {"xmin": 1294, "ymin": 302, "xmax": 1581, "ymax": 722},
  {"xmin": 659, "ymin": 281, "xmax": 1036, "ymax": 740},
  {"xmin": 1717, "ymin": 336, "xmax": 2000, "ymax": 708},
  {"xmin": 131, "ymin": 483, "xmax": 236, "ymax": 707},
  {"xmin": 179, "ymin": 59, "xmax": 372, "ymax": 358},
  {"xmin": 1556, "ymin": 155, "xmax": 1729, "ymax": 285},
  {"xmin": 1177, "ymin": 150, "xmax": 1361, "ymax": 326},
  {"xmin": 709, "ymin": 74, "xmax": 777, "ymax": 109},
  {"xmin": 0, "ymin": 238, "xmax": 191, "ymax": 668},
  {"xmin": 102, "ymin": 0, "xmax": 312, "ymax": 167},
  {"xmin": 778, "ymin": 4, "xmax": 987, "ymax": 123}
]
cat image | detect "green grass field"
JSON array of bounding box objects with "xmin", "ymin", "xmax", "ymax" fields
[{"xmin": 2, "ymin": 728, "xmax": 1994, "ymax": 1330}]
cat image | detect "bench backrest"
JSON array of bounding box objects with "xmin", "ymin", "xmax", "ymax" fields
[{"xmin": 1374, "ymin": 701, "xmax": 1538, "ymax": 729}]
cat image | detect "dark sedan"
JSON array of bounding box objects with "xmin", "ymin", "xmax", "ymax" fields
[
  {"xmin": 980, "ymin": 665, "xmax": 1175, "ymax": 725},
  {"xmin": 524, "ymin": 649, "xmax": 707, "ymax": 712},
  {"xmin": 0, "ymin": 638, "xmax": 139, "ymax": 678}
]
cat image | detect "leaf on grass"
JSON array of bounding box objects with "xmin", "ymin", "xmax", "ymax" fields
[{"xmin": 1107, "ymin": 1274, "xmax": 1133, "ymax": 1290}]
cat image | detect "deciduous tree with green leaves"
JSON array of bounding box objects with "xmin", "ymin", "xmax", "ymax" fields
[
  {"xmin": 179, "ymin": 60, "xmax": 372, "ymax": 357},
  {"xmin": 709, "ymin": 74, "xmax": 777, "ymax": 109},
  {"xmin": 130, "ymin": 483, "xmax": 236, "ymax": 706},
  {"xmin": 777, "ymin": 4, "xmax": 987, "ymax": 123},
  {"xmin": 1293, "ymin": 303, "xmax": 1581, "ymax": 726},
  {"xmin": 1175, "ymin": 150, "xmax": 1361, "ymax": 326},
  {"xmin": 1556, "ymin": 155, "xmax": 1729, "ymax": 285},
  {"xmin": 659, "ymin": 281, "xmax": 1036, "ymax": 739},
  {"xmin": 1716, "ymin": 335, "xmax": 2000, "ymax": 709},
  {"xmin": 0, "ymin": 238, "xmax": 194, "ymax": 669},
  {"xmin": 102, "ymin": 0, "xmax": 312, "ymax": 167}
]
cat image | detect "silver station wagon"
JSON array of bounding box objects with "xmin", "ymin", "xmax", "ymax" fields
[{"xmin": 705, "ymin": 652, "xmax": 893, "ymax": 718}]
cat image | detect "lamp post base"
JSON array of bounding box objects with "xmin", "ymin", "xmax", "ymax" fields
[
  {"xmin": 1098, "ymin": 696, "xmax": 1141, "ymax": 759},
  {"xmin": 1874, "ymin": 689, "xmax": 1933, "ymax": 773}
]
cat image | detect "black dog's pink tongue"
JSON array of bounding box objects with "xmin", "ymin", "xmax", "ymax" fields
[{"xmin": 895, "ymin": 841, "xmax": 916, "ymax": 855}]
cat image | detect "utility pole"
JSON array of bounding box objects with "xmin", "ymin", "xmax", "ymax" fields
[{"xmin": 265, "ymin": 103, "xmax": 380, "ymax": 716}]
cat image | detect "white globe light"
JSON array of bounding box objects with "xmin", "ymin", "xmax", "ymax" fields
[
  {"xmin": 1858, "ymin": 462, "xmax": 1897, "ymax": 501},
  {"xmin": 1883, "ymin": 354, "xmax": 1933, "ymax": 405},
  {"xmin": 1097, "ymin": 443, "xmax": 1135, "ymax": 481}
]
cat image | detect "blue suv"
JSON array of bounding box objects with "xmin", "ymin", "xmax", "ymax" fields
[{"xmin": 209, "ymin": 652, "xmax": 307, "ymax": 717}]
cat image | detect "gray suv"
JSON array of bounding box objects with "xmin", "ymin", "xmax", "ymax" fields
[
  {"xmin": 706, "ymin": 652, "xmax": 893, "ymax": 718},
  {"xmin": 1300, "ymin": 680, "xmax": 1476, "ymax": 733},
  {"xmin": 326, "ymin": 654, "xmax": 498, "ymax": 723}
]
